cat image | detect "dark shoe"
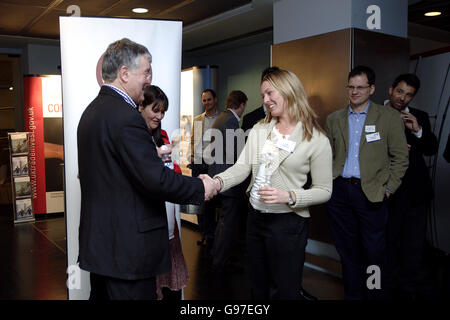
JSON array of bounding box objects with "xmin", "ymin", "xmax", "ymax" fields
[{"xmin": 299, "ymin": 286, "xmax": 318, "ymax": 301}]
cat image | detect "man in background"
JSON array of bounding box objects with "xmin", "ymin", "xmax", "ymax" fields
[
  {"xmin": 208, "ymin": 90, "xmax": 248, "ymax": 272},
  {"xmin": 190, "ymin": 89, "xmax": 220, "ymax": 249},
  {"xmin": 325, "ymin": 65, "xmax": 408, "ymax": 300},
  {"xmin": 384, "ymin": 73, "xmax": 438, "ymax": 299}
]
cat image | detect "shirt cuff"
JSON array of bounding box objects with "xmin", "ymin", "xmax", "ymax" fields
[{"xmin": 413, "ymin": 127, "xmax": 422, "ymax": 138}]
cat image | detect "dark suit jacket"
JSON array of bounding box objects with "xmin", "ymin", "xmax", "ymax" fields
[
  {"xmin": 208, "ymin": 110, "xmax": 246, "ymax": 197},
  {"xmin": 241, "ymin": 105, "xmax": 266, "ymax": 133},
  {"xmin": 77, "ymin": 86, "xmax": 204, "ymax": 280},
  {"xmin": 398, "ymin": 106, "xmax": 438, "ymax": 204}
]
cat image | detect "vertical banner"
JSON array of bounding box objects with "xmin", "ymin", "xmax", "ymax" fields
[
  {"xmin": 60, "ymin": 16, "xmax": 182, "ymax": 299},
  {"xmin": 23, "ymin": 76, "xmax": 64, "ymax": 214}
]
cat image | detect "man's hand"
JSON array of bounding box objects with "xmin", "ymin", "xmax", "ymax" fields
[
  {"xmin": 401, "ymin": 111, "xmax": 421, "ymax": 133},
  {"xmin": 199, "ymin": 174, "xmax": 219, "ymax": 201}
]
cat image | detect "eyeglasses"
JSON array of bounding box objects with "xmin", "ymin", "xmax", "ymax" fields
[
  {"xmin": 346, "ymin": 85, "xmax": 371, "ymax": 92},
  {"xmin": 144, "ymin": 71, "xmax": 152, "ymax": 80}
]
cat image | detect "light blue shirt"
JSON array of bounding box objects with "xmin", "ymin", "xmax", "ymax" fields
[{"xmin": 341, "ymin": 102, "xmax": 370, "ymax": 179}]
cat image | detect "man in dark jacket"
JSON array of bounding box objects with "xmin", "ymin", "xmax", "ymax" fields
[
  {"xmin": 77, "ymin": 38, "xmax": 218, "ymax": 300},
  {"xmin": 208, "ymin": 90, "xmax": 247, "ymax": 271},
  {"xmin": 384, "ymin": 73, "xmax": 438, "ymax": 299}
]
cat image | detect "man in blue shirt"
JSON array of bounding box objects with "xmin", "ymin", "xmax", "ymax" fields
[{"xmin": 325, "ymin": 66, "xmax": 408, "ymax": 300}]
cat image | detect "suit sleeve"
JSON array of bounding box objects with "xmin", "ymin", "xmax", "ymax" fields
[
  {"xmin": 116, "ymin": 113, "xmax": 204, "ymax": 205},
  {"xmin": 386, "ymin": 112, "xmax": 409, "ymax": 193},
  {"xmin": 413, "ymin": 110, "xmax": 438, "ymax": 156}
]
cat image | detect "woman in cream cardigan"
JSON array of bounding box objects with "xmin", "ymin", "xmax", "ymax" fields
[{"xmin": 213, "ymin": 69, "xmax": 333, "ymax": 300}]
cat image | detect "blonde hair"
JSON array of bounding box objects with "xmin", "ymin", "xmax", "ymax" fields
[{"xmin": 261, "ymin": 69, "xmax": 324, "ymax": 141}]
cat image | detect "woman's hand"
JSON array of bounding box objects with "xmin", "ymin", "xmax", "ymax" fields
[{"xmin": 258, "ymin": 186, "xmax": 292, "ymax": 204}]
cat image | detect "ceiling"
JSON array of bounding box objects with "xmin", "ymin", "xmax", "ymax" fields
[{"xmin": 0, "ymin": 0, "xmax": 448, "ymax": 52}]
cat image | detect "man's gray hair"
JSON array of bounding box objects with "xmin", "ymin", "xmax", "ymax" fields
[{"xmin": 102, "ymin": 38, "xmax": 152, "ymax": 82}]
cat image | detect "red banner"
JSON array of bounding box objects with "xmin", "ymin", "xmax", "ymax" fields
[{"xmin": 23, "ymin": 76, "xmax": 46, "ymax": 214}]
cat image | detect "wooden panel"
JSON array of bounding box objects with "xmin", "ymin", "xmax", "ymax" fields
[{"xmin": 272, "ymin": 28, "xmax": 352, "ymax": 128}]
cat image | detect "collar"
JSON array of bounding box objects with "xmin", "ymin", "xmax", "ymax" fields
[
  {"xmin": 348, "ymin": 101, "xmax": 370, "ymax": 115},
  {"xmin": 384, "ymin": 99, "xmax": 409, "ymax": 113},
  {"xmin": 103, "ymin": 84, "xmax": 137, "ymax": 109},
  {"xmin": 205, "ymin": 110, "xmax": 219, "ymax": 119},
  {"xmin": 228, "ymin": 109, "xmax": 240, "ymax": 122}
]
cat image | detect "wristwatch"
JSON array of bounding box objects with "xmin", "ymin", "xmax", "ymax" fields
[{"xmin": 288, "ymin": 191, "xmax": 295, "ymax": 206}]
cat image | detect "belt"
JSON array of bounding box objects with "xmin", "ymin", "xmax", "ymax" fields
[{"xmin": 339, "ymin": 176, "xmax": 361, "ymax": 185}]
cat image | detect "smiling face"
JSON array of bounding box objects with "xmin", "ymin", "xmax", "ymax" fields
[
  {"xmin": 347, "ymin": 74, "xmax": 375, "ymax": 110},
  {"xmin": 127, "ymin": 55, "xmax": 152, "ymax": 104},
  {"xmin": 139, "ymin": 102, "xmax": 166, "ymax": 131},
  {"xmin": 260, "ymin": 80, "xmax": 287, "ymax": 118},
  {"xmin": 201, "ymin": 91, "xmax": 217, "ymax": 114},
  {"xmin": 388, "ymin": 81, "xmax": 416, "ymax": 111}
]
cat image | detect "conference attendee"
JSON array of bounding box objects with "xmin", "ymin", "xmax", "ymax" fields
[
  {"xmin": 243, "ymin": 65, "xmax": 317, "ymax": 301},
  {"xmin": 384, "ymin": 73, "xmax": 438, "ymax": 299},
  {"xmin": 325, "ymin": 66, "xmax": 409, "ymax": 300},
  {"xmin": 241, "ymin": 66, "xmax": 280, "ymax": 134},
  {"xmin": 190, "ymin": 89, "xmax": 219, "ymax": 249},
  {"xmin": 213, "ymin": 69, "xmax": 333, "ymax": 300},
  {"xmin": 138, "ymin": 85, "xmax": 189, "ymax": 300},
  {"xmin": 208, "ymin": 90, "xmax": 248, "ymax": 272},
  {"xmin": 77, "ymin": 38, "xmax": 218, "ymax": 300}
]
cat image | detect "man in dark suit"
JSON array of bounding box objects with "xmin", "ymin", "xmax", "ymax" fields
[
  {"xmin": 384, "ymin": 73, "xmax": 438, "ymax": 299},
  {"xmin": 77, "ymin": 38, "xmax": 218, "ymax": 300},
  {"xmin": 325, "ymin": 66, "xmax": 409, "ymax": 300},
  {"xmin": 208, "ymin": 90, "xmax": 248, "ymax": 271}
]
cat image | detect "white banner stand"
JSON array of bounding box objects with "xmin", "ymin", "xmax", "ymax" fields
[{"xmin": 60, "ymin": 16, "xmax": 182, "ymax": 300}]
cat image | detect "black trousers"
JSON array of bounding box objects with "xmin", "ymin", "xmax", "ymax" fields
[
  {"xmin": 212, "ymin": 194, "xmax": 247, "ymax": 267},
  {"xmin": 387, "ymin": 185, "xmax": 429, "ymax": 294},
  {"xmin": 191, "ymin": 162, "xmax": 217, "ymax": 240},
  {"xmin": 246, "ymin": 208, "xmax": 308, "ymax": 300},
  {"xmin": 89, "ymin": 273, "xmax": 156, "ymax": 300},
  {"xmin": 327, "ymin": 177, "xmax": 388, "ymax": 300}
]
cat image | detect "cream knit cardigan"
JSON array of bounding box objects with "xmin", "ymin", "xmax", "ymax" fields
[{"xmin": 215, "ymin": 119, "xmax": 333, "ymax": 218}]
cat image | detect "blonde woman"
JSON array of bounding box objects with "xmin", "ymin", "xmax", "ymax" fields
[{"xmin": 213, "ymin": 69, "xmax": 333, "ymax": 300}]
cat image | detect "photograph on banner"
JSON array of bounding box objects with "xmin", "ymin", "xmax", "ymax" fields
[
  {"xmin": 12, "ymin": 156, "xmax": 28, "ymax": 177},
  {"xmin": 15, "ymin": 198, "xmax": 33, "ymax": 221},
  {"xmin": 9, "ymin": 133, "xmax": 29, "ymax": 155},
  {"xmin": 14, "ymin": 176, "xmax": 31, "ymax": 198}
]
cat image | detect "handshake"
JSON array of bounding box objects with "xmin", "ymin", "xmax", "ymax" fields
[{"xmin": 199, "ymin": 174, "xmax": 223, "ymax": 201}]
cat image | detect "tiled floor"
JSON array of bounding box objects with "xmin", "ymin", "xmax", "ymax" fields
[
  {"xmin": 0, "ymin": 206, "xmax": 345, "ymax": 300},
  {"xmin": 1, "ymin": 206, "xmax": 448, "ymax": 300}
]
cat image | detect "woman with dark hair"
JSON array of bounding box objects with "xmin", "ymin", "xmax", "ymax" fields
[{"xmin": 138, "ymin": 85, "xmax": 188, "ymax": 300}]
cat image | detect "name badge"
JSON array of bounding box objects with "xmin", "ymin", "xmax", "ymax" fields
[
  {"xmin": 276, "ymin": 139, "xmax": 296, "ymax": 153},
  {"xmin": 366, "ymin": 132, "xmax": 381, "ymax": 143},
  {"xmin": 365, "ymin": 125, "xmax": 376, "ymax": 133}
]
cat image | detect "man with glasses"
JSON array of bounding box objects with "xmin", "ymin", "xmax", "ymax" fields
[{"xmin": 325, "ymin": 65, "xmax": 408, "ymax": 300}]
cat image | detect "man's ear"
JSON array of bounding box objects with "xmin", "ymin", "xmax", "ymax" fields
[
  {"xmin": 388, "ymin": 86, "xmax": 393, "ymax": 96},
  {"xmin": 369, "ymin": 84, "xmax": 376, "ymax": 95},
  {"xmin": 118, "ymin": 65, "xmax": 129, "ymax": 83}
]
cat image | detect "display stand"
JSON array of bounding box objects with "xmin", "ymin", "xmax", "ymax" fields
[{"xmin": 8, "ymin": 132, "xmax": 35, "ymax": 223}]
